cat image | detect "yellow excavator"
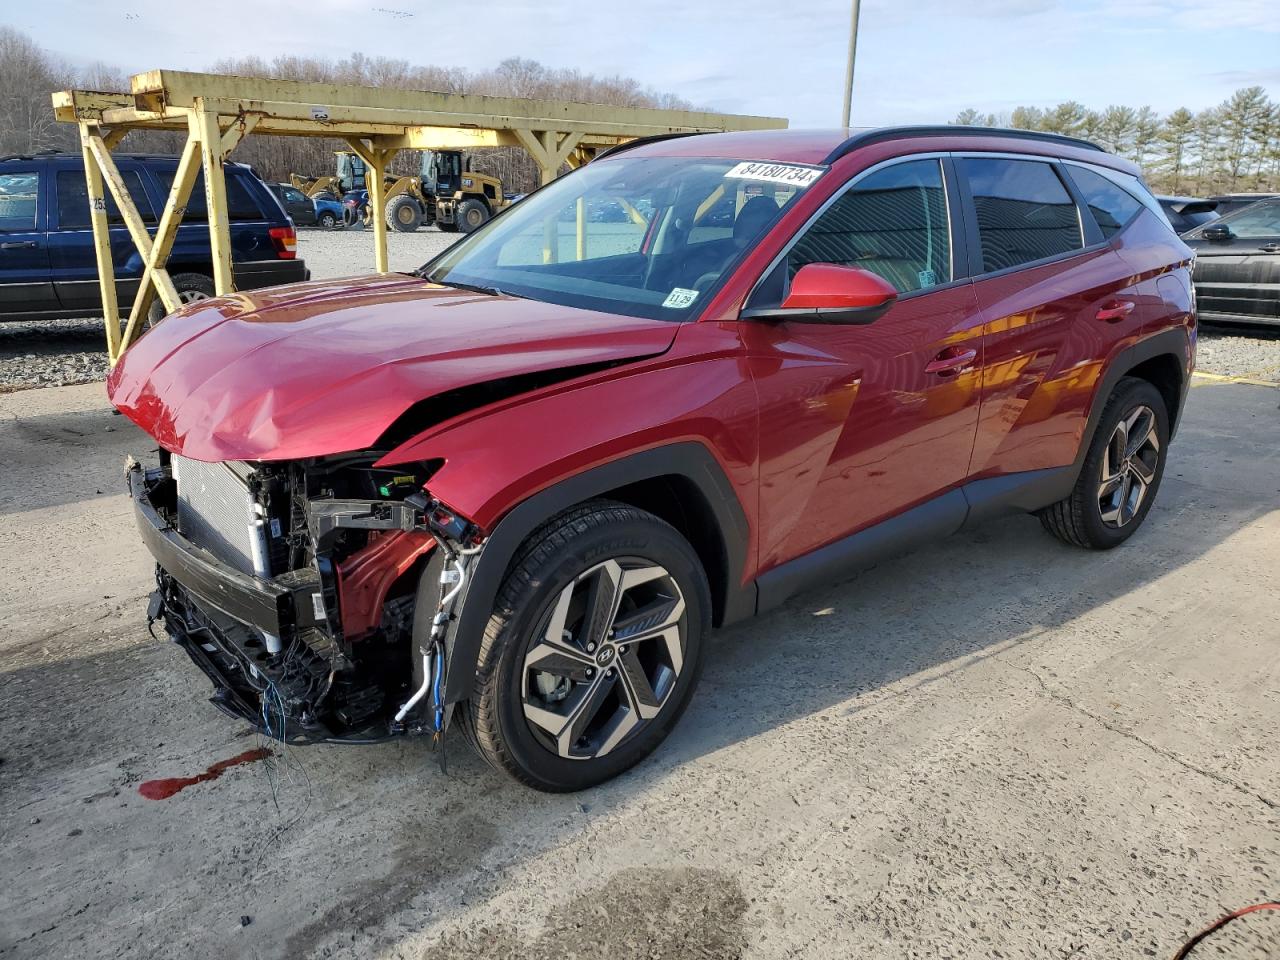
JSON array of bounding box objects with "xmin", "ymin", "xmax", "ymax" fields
[
  {"xmin": 340, "ymin": 150, "xmax": 508, "ymax": 233},
  {"xmin": 287, "ymin": 171, "xmax": 345, "ymax": 200}
]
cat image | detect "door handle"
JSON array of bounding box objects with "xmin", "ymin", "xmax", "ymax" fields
[
  {"xmin": 925, "ymin": 347, "xmax": 978, "ymax": 376},
  {"xmin": 0, "ymin": 241, "xmax": 37, "ymax": 250},
  {"xmin": 1259, "ymin": 242, "xmax": 1280, "ymax": 253},
  {"xmin": 1095, "ymin": 299, "xmax": 1136, "ymax": 323}
]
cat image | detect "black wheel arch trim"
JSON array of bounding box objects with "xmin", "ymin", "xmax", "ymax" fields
[{"xmin": 442, "ymin": 441, "xmax": 754, "ymax": 704}]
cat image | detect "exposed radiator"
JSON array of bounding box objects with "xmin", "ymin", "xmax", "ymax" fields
[{"xmin": 171, "ymin": 455, "xmax": 260, "ymax": 576}]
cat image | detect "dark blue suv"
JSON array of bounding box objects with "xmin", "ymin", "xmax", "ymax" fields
[{"xmin": 0, "ymin": 152, "xmax": 309, "ymax": 323}]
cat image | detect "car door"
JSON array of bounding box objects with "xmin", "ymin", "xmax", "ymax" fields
[
  {"xmin": 0, "ymin": 164, "xmax": 57, "ymax": 317},
  {"xmin": 50, "ymin": 164, "xmax": 156, "ymax": 315},
  {"xmin": 960, "ymin": 155, "xmax": 1147, "ymax": 481},
  {"xmin": 740, "ymin": 156, "xmax": 984, "ymax": 572},
  {"xmin": 280, "ymin": 186, "xmax": 316, "ymax": 225},
  {"xmin": 1190, "ymin": 200, "xmax": 1280, "ymax": 323}
]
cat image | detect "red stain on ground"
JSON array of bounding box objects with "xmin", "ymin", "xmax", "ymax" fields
[{"xmin": 138, "ymin": 747, "xmax": 271, "ymax": 800}]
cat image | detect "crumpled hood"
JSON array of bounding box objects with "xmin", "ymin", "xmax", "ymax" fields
[{"xmin": 107, "ymin": 273, "xmax": 678, "ymax": 462}]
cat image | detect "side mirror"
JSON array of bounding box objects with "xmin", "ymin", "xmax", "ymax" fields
[
  {"xmin": 1202, "ymin": 224, "xmax": 1233, "ymax": 242},
  {"xmin": 741, "ymin": 263, "xmax": 898, "ymax": 324}
]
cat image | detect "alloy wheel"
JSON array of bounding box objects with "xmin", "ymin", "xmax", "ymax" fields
[
  {"xmin": 1098, "ymin": 404, "xmax": 1160, "ymax": 527},
  {"xmin": 178, "ymin": 289, "xmax": 210, "ymax": 305},
  {"xmin": 521, "ymin": 558, "xmax": 686, "ymax": 761}
]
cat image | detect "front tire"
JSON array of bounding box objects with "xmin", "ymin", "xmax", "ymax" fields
[
  {"xmin": 458, "ymin": 501, "xmax": 710, "ymax": 792},
  {"xmin": 1039, "ymin": 377, "xmax": 1169, "ymax": 549},
  {"xmin": 386, "ymin": 195, "xmax": 421, "ymax": 232},
  {"xmin": 457, "ymin": 198, "xmax": 489, "ymax": 234},
  {"xmin": 317, "ymin": 210, "xmax": 339, "ymax": 229}
]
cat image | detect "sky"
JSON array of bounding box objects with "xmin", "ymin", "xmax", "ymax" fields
[{"xmin": 11, "ymin": 0, "xmax": 1280, "ymax": 128}]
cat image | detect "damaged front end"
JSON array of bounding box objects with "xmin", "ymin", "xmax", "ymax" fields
[{"xmin": 129, "ymin": 451, "xmax": 481, "ymax": 745}]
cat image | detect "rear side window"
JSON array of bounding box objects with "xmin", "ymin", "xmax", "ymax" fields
[
  {"xmin": 56, "ymin": 169, "xmax": 156, "ymax": 229},
  {"xmin": 0, "ymin": 171, "xmax": 40, "ymax": 230},
  {"xmin": 1066, "ymin": 166, "xmax": 1142, "ymax": 239},
  {"xmin": 962, "ymin": 158, "xmax": 1082, "ymax": 273},
  {"xmin": 780, "ymin": 158, "xmax": 953, "ymax": 295},
  {"xmin": 153, "ymin": 168, "xmax": 265, "ymax": 222}
]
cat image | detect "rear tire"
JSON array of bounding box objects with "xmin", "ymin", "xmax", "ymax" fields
[
  {"xmin": 386, "ymin": 196, "xmax": 421, "ymax": 232},
  {"xmin": 456, "ymin": 501, "xmax": 710, "ymax": 792},
  {"xmin": 317, "ymin": 210, "xmax": 338, "ymax": 229},
  {"xmin": 1039, "ymin": 377, "xmax": 1169, "ymax": 549},
  {"xmin": 146, "ymin": 271, "xmax": 215, "ymax": 327}
]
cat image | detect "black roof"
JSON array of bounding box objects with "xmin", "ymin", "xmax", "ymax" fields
[
  {"xmin": 822, "ymin": 125, "xmax": 1105, "ymax": 164},
  {"xmin": 1, "ymin": 150, "xmax": 246, "ymax": 166}
]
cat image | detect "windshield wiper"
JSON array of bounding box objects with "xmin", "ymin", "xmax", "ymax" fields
[{"xmin": 432, "ymin": 278, "xmax": 507, "ymax": 297}]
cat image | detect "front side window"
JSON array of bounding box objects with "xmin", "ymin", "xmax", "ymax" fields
[
  {"xmin": 284, "ymin": 188, "xmax": 308, "ymax": 204},
  {"xmin": 963, "ymin": 158, "xmax": 1083, "ymax": 273},
  {"xmin": 57, "ymin": 169, "xmax": 156, "ymax": 229},
  {"xmin": 424, "ymin": 156, "xmax": 822, "ymax": 321},
  {"xmin": 1214, "ymin": 201, "xmax": 1280, "ymax": 239},
  {"xmin": 0, "ymin": 171, "xmax": 39, "ymax": 231},
  {"xmin": 1066, "ymin": 165, "xmax": 1142, "ymax": 239},
  {"xmin": 754, "ymin": 158, "xmax": 953, "ymax": 306}
]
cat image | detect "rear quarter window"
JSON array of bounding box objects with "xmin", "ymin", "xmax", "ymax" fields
[{"xmin": 1065, "ymin": 166, "xmax": 1142, "ymax": 239}]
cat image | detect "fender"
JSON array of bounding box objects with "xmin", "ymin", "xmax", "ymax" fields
[
  {"xmin": 439, "ymin": 442, "xmax": 754, "ymax": 705},
  {"xmin": 1074, "ymin": 325, "xmax": 1193, "ymax": 469}
]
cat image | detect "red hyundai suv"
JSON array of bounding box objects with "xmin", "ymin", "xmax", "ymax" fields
[{"xmin": 111, "ymin": 127, "xmax": 1195, "ymax": 791}]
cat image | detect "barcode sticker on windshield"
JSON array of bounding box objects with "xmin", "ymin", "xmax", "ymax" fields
[
  {"xmin": 663, "ymin": 288, "xmax": 700, "ymax": 309},
  {"xmin": 724, "ymin": 162, "xmax": 823, "ymax": 188}
]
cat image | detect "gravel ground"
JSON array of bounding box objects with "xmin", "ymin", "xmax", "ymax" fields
[{"xmin": 1, "ymin": 228, "xmax": 1277, "ymax": 390}]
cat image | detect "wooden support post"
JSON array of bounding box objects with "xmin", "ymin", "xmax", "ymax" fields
[
  {"xmin": 78, "ymin": 123, "xmax": 121, "ymax": 361},
  {"xmin": 194, "ymin": 101, "xmax": 234, "ymax": 295},
  {"xmin": 345, "ymin": 137, "xmax": 394, "ymax": 274},
  {"xmin": 514, "ymin": 129, "xmax": 583, "ymax": 187}
]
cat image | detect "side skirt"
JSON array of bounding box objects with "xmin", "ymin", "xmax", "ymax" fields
[{"xmin": 754, "ymin": 465, "xmax": 1076, "ymax": 614}]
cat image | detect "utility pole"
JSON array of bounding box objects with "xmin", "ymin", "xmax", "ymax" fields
[{"xmin": 841, "ymin": 0, "xmax": 862, "ymax": 127}]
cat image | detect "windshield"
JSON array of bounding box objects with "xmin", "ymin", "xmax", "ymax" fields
[{"xmin": 421, "ymin": 156, "xmax": 824, "ymax": 321}]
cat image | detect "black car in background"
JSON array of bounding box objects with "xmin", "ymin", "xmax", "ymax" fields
[
  {"xmin": 1157, "ymin": 196, "xmax": 1219, "ymax": 235},
  {"xmin": 1209, "ymin": 193, "xmax": 1280, "ymax": 217},
  {"xmin": 264, "ymin": 182, "xmax": 344, "ymax": 229},
  {"xmin": 1183, "ymin": 197, "xmax": 1280, "ymax": 326}
]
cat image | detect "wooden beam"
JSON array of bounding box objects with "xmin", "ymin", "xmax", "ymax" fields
[{"xmin": 131, "ymin": 69, "xmax": 786, "ymax": 134}]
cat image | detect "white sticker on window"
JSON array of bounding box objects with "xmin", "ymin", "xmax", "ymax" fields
[
  {"xmin": 724, "ymin": 161, "xmax": 823, "ymax": 188},
  {"xmin": 663, "ymin": 287, "xmax": 700, "ymax": 309}
]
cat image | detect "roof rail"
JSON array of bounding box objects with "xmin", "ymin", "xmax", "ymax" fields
[
  {"xmin": 0, "ymin": 149, "xmax": 66, "ymax": 162},
  {"xmin": 594, "ymin": 131, "xmax": 710, "ymax": 161},
  {"xmin": 823, "ymin": 125, "xmax": 1106, "ymax": 164}
]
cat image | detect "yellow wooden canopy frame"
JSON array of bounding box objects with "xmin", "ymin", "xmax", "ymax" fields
[{"xmin": 52, "ymin": 69, "xmax": 786, "ymax": 362}]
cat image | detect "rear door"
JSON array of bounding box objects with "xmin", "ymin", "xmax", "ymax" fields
[
  {"xmin": 1191, "ymin": 200, "xmax": 1280, "ymax": 323},
  {"xmin": 50, "ymin": 163, "xmax": 157, "ymax": 315},
  {"xmin": 0, "ymin": 164, "xmax": 57, "ymax": 316},
  {"xmin": 961, "ymin": 155, "xmax": 1147, "ymax": 480}
]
